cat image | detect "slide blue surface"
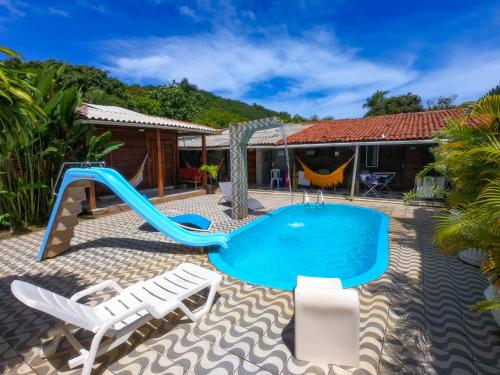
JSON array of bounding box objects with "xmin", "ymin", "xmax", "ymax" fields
[
  {"xmin": 168, "ymin": 214, "xmax": 212, "ymax": 231},
  {"xmin": 37, "ymin": 167, "xmax": 228, "ymax": 260}
]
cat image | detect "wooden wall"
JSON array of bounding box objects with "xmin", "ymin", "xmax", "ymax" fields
[{"xmin": 95, "ymin": 125, "xmax": 177, "ymax": 192}]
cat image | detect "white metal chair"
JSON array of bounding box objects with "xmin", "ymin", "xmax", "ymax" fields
[
  {"xmin": 270, "ymin": 169, "xmax": 280, "ymax": 189},
  {"xmin": 11, "ymin": 263, "xmax": 222, "ymax": 375}
]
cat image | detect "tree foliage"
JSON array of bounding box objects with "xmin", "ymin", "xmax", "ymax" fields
[
  {"xmin": 152, "ymin": 79, "xmax": 202, "ymax": 121},
  {"xmin": 426, "ymin": 95, "xmax": 457, "ymax": 110},
  {"xmin": 486, "ymin": 84, "xmax": 500, "ymax": 97},
  {"xmin": 363, "ymin": 91, "xmax": 424, "ymax": 117},
  {"xmin": 0, "ymin": 51, "xmax": 122, "ymax": 229},
  {"xmin": 6, "ymin": 59, "xmax": 301, "ymax": 128}
]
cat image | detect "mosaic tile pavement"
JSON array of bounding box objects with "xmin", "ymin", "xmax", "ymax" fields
[{"xmin": 0, "ymin": 192, "xmax": 499, "ymax": 375}]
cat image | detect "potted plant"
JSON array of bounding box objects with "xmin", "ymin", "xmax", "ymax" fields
[{"xmin": 200, "ymin": 164, "xmax": 218, "ymax": 194}]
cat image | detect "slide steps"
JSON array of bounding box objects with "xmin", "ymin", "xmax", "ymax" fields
[{"xmin": 41, "ymin": 182, "xmax": 88, "ymax": 259}]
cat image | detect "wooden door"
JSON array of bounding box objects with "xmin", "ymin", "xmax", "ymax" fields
[{"xmin": 247, "ymin": 149, "xmax": 256, "ymax": 186}]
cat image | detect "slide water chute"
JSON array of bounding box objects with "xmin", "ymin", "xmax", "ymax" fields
[
  {"xmin": 296, "ymin": 155, "xmax": 354, "ymax": 188},
  {"xmin": 37, "ymin": 167, "xmax": 229, "ymax": 261}
]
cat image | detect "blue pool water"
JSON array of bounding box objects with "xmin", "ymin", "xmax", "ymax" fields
[{"xmin": 209, "ymin": 203, "xmax": 389, "ymax": 290}]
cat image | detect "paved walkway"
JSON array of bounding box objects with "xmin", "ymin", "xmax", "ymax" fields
[{"xmin": 0, "ymin": 192, "xmax": 498, "ymax": 374}]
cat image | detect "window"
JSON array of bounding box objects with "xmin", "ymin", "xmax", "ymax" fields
[{"xmin": 365, "ymin": 145, "xmax": 379, "ymax": 167}]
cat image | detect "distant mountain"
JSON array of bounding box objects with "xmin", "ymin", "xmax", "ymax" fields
[{"xmin": 10, "ymin": 59, "xmax": 305, "ymax": 128}]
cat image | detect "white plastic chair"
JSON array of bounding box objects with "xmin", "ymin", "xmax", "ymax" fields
[
  {"xmin": 11, "ymin": 263, "xmax": 222, "ymax": 375},
  {"xmin": 270, "ymin": 169, "xmax": 280, "ymax": 189},
  {"xmin": 294, "ymin": 276, "xmax": 359, "ymax": 367},
  {"xmin": 297, "ymin": 171, "xmax": 311, "ymax": 187},
  {"xmin": 218, "ymin": 181, "xmax": 264, "ymax": 210}
]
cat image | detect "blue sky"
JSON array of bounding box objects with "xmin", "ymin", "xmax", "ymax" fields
[{"xmin": 1, "ymin": 0, "xmax": 499, "ymax": 118}]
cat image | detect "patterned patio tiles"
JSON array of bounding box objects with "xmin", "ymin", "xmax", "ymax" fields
[{"xmin": 0, "ymin": 192, "xmax": 499, "ymax": 374}]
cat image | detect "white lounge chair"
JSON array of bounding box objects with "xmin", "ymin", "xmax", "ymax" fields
[
  {"xmin": 218, "ymin": 181, "xmax": 264, "ymax": 210},
  {"xmin": 11, "ymin": 263, "xmax": 221, "ymax": 375}
]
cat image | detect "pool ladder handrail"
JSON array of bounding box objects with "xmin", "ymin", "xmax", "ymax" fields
[
  {"xmin": 302, "ymin": 191, "xmax": 310, "ymax": 205},
  {"xmin": 316, "ymin": 189, "xmax": 325, "ymax": 205}
]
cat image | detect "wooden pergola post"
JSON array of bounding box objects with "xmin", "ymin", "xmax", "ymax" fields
[
  {"xmin": 350, "ymin": 144, "xmax": 360, "ymax": 198},
  {"xmin": 88, "ymin": 181, "xmax": 97, "ymax": 210},
  {"xmin": 156, "ymin": 128, "xmax": 164, "ymax": 197},
  {"xmin": 201, "ymin": 135, "xmax": 207, "ymax": 188}
]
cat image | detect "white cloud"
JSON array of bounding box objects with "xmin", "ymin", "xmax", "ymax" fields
[
  {"xmin": 0, "ymin": 0, "xmax": 26, "ymax": 17},
  {"xmin": 76, "ymin": 0, "xmax": 107, "ymax": 14},
  {"xmin": 103, "ymin": 31, "xmax": 415, "ymax": 115},
  {"xmin": 178, "ymin": 6, "xmax": 197, "ymax": 20},
  {"xmin": 102, "ymin": 29, "xmax": 499, "ymax": 118},
  {"xmin": 47, "ymin": 7, "xmax": 70, "ymax": 18},
  {"xmin": 397, "ymin": 51, "xmax": 500, "ymax": 102}
]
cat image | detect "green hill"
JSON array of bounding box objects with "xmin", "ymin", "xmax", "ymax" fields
[{"xmin": 10, "ymin": 60, "xmax": 304, "ymax": 128}]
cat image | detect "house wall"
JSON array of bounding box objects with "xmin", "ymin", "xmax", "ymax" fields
[
  {"xmin": 294, "ymin": 146, "xmax": 357, "ymax": 188},
  {"xmin": 95, "ymin": 125, "xmax": 177, "ymax": 192},
  {"xmin": 294, "ymin": 144, "xmax": 433, "ymax": 191},
  {"xmin": 179, "ymin": 143, "xmax": 434, "ymax": 192}
]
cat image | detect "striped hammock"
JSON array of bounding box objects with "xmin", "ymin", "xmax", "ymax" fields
[
  {"xmin": 129, "ymin": 154, "xmax": 148, "ymax": 188},
  {"xmin": 296, "ymin": 155, "xmax": 354, "ymax": 187}
]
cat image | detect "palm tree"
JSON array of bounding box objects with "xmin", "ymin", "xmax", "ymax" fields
[
  {"xmin": 0, "ymin": 46, "xmax": 43, "ymax": 154},
  {"xmin": 422, "ymin": 95, "xmax": 500, "ymax": 312},
  {"xmin": 363, "ymin": 90, "xmax": 388, "ymax": 116}
]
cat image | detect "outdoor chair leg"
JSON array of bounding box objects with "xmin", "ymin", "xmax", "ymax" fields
[
  {"xmin": 41, "ymin": 326, "xmax": 63, "ymax": 358},
  {"xmin": 79, "ymin": 329, "xmax": 106, "ymax": 375}
]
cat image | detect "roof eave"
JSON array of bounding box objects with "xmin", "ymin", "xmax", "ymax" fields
[{"xmin": 80, "ymin": 119, "xmax": 218, "ymax": 135}]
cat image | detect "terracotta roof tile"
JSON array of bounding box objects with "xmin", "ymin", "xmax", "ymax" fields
[{"xmin": 284, "ymin": 108, "xmax": 484, "ymax": 144}]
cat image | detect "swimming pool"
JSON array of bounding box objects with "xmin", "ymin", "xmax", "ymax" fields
[{"xmin": 209, "ymin": 203, "xmax": 389, "ymax": 290}]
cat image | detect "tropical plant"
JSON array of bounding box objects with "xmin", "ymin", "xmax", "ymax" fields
[
  {"xmin": 363, "ymin": 90, "xmax": 388, "ymax": 115},
  {"xmin": 486, "ymin": 84, "xmax": 500, "ymax": 97},
  {"xmin": 200, "ymin": 164, "xmax": 218, "ymax": 183},
  {"xmin": 417, "ymin": 95, "xmax": 500, "ymax": 312},
  {"xmin": 0, "ymin": 46, "xmax": 43, "ymax": 152},
  {"xmin": 200, "ymin": 164, "xmax": 219, "ymax": 194},
  {"xmin": 402, "ymin": 185, "xmax": 447, "ymax": 204},
  {"xmin": 85, "ymin": 131, "xmax": 124, "ymax": 161},
  {"xmin": 0, "ymin": 48, "xmax": 123, "ymax": 230}
]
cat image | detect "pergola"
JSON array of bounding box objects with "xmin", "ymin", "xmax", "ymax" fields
[{"xmin": 229, "ymin": 117, "xmax": 285, "ymax": 219}]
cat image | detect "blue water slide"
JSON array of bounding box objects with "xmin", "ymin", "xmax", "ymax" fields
[{"xmin": 37, "ymin": 167, "xmax": 228, "ymax": 260}]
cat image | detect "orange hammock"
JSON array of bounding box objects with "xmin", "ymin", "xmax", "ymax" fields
[{"xmin": 296, "ymin": 155, "xmax": 355, "ymax": 187}]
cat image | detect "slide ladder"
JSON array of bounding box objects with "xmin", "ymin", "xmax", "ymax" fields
[
  {"xmin": 42, "ymin": 181, "xmax": 89, "ymax": 258},
  {"xmin": 37, "ymin": 167, "xmax": 229, "ymax": 260}
]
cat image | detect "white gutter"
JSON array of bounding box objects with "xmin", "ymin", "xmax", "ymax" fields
[
  {"xmin": 80, "ymin": 119, "xmax": 219, "ymax": 135},
  {"xmin": 178, "ymin": 138, "xmax": 437, "ymax": 150}
]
